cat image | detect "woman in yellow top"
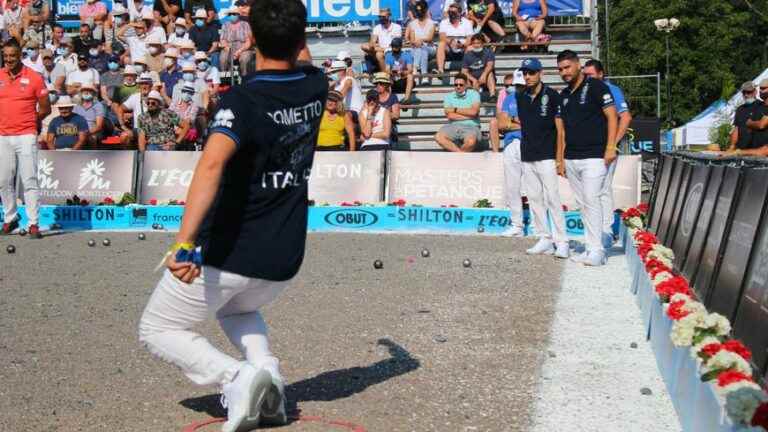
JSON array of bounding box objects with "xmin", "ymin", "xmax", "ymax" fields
[{"xmin": 317, "ymin": 90, "xmax": 357, "ymax": 151}]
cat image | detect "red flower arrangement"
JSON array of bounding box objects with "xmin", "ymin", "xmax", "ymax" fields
[
  {"xmin": 667, "ymin": 299, "xmax": 691, "ymax": 321},
  {"xmin": 649, "ymin": 265, "xmax": 672, "ymax": 278},
  {"xmin": 390, "ymin": 199, "xmax": 407, "ymax": 207},
  {"xmin": 751, "ymin": 403, "xmax": 768, "ymax": 429},
  {"xmin": 645, "ymin": 258, "xmax": 669, "ymax": 273},
  {"xmin": 701, "ymin": 340, "xmax": 753, "ymax": 362},
  {"xmin": 340, "ymin": 201, "xmax": 363, "ymax": 207},
  {"xmin": 654, "ymin": 276, "xmax": 691, "ymax": 300},
  {"xmin": 638, "ymin": 203, "xmax": 650, "ymax": 213},
  {"xmin": 622, "ymin": 207, "xmax": 643, "ymax": 221},
  {"xmin": 717, "ymin": 370, "xmax": 754, "ymax": 388},
  {"xmin": 149, "ymin": 199, "xmax": 157, "ymax": 205}
]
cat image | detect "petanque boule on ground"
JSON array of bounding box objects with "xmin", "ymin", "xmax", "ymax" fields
[
  {"xmin": 421, "ymin": 248, "xmax": 430, "ymax": 258},
  {"xmin": 138, "ymin": 233, "xmax": 146, "ymax": 240},
  {"xmin": 88, "ymin": 239, "xmax": 96, "ymax": 247},
  {"xmin": 6, "ymin": 244, "xmax": 16, "ymax": 254},
  {"xmin": 103, "ymin": 239, "xmax": 111, "ymax": 247},
  {"xmin": 373, "ymin": 259, "xmax": 383, "ymax": 269},
  {"xmin": 18, "ymin": 229, "xmax": 27, "ymax": 236},
  {"xmin": 463, "ymin": 258, "xmax": 472, "ymax": 268}
]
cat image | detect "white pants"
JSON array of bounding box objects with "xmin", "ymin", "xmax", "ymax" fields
[
  {"xmin": 138, "ymin": 267, "xmax": 290, "ymax": 386},
  {"xmin": 523, "ymin": 159, "xmax": 567, "ymax": 243},
  {"xmin": 600, "ymin": 158, "xmax": 617, "ymax": 235},
  {"xmin": 0, "ymin": 135, "xmax": 40, "ymax": 225},
  {"xmin": 502, "ymin": 139, "xmax": 524, "ymax": 228},
  {"xmin": 566, "ymin": 158, "xmax": 607, "ymax": 253}
]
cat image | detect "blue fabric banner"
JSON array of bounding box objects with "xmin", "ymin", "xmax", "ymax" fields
[{"xmin": 425, "ymin": 0, "xmax": 583, "ymax": 20}]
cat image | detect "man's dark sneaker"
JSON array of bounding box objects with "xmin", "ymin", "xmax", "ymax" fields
[
  {"xmin": 28, "ymin": 224, "xmax": 43, "ymax": 239},
  {"xmin": 1, "ymin": 218, "xmax": 19, "ymax": 235}
]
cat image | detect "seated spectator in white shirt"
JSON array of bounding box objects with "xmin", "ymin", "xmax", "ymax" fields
[
  {"xmin": 360, "ymin": 7, "xmax": 402, "ymax": 72},
  {"xmin": 74, "ymin": 83, "xmax": 106, "ymax": 146},
  {"xmin": 176, "ymin": 38, "xmax": 196, "ymax": 69},
  {"xmin": 66, "ymin": 52, "xmax": 100, "ymax": 97},
  {"xmin": 118, "ymin": 19, "xmax": 149, "ymax": 61},
  {"xmin": 119, "ymin": 72, "xmax": 154, "ymax": 132},
  {"xmin": 171, "ymin": 63, "xmax": 209, "ymax": 112},
  {"xmin": 168, "ymin": 17, "xmax": 190, "ymax": 47},
  {"xmin": 142, "ymin": 8, "xmax": 167, "ymax": 42},
  {"xmin": 442, "ymin": 0, "xmax": 468, "ymax": 17},
  {"xmin": 55, "ymin": 36, "xmax": 78, "ymax": 74},
  {"xmin": 40, "ymin": 49, "xmax": 67, "ymax": 93},
  {"xmin": 194, "ymin": 50, "xmax": 219, "ymax": 93},
  {"xmin": 22, "ymin": 39, "xmax": 44, "ymax": 74},
  {"xmin": 437, "ymin": 2, "xmax": 475, "ymax": 75}
]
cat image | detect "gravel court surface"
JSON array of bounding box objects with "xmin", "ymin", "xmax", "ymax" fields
[
  {"xmin": 0, "ymin": 231, "xmax": 565, "ymax": 432},
  {"xmin": 529, "ymin": 246, "xmax": 680, "ymax": 432}
]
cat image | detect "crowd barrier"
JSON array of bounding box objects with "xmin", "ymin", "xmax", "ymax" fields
[
  {"xmin": 646, "ymin": 151, "xmax": 768, "ymax": 379},
  {"xmin": 25, "ymin": 150, "xmax": 642, "ymax": 210}
]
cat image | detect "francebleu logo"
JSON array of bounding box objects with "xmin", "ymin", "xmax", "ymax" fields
[
  {"xmin": 79, "ymin": 159, "xmax": 112, "ymax": 190},
  {"xmin": 38, "ymin": 158, "xmax": 60, "ymax": 189}
]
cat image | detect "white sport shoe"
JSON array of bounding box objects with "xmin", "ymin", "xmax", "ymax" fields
[
  {"xmin": 601, "ymin": 232, "xmax": 615, "ymax": 250},
  {"xmin": 221, "ymin": 363, "xmax": 274, "ymax": 432},
  {"xmin": 583, "ymin": 250, "xmax": 607, "ymax": 267},
  {"xmin": 526, "ymin": 238, "xmax": 554, "ymax": 255},
  {"xmin": 570, "ymin": 251, "xmax": 588, "ymax": 263},
  {"xmin": 554, "ymin": 242, "xmax": 570, "ymax": 259},
  {"xmin": 260, "ymin": 374, "xmax": 288, "ymax": 426},
  {"xmin": 501, "ymin": 225, "xmax": 524, "ymax": 237}
]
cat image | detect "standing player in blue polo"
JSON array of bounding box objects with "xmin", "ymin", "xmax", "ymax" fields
[
  {"xmin": 497, "ymin": 70, "xmax": 526, "ymax": 236},
  {"xmin": 516, "ymin": 58, "xmax": 569, "ymax": 258},
  {"xmin": 557, "ymin": 50, "xmax": 618, "ymax": 266},
  {"xmin": 583, "ymin": 59, "xmax": 633, "ymax": 249},
  {"xmin": 138, "ymin": 1, "xmax": 328, "ymax": 431}
]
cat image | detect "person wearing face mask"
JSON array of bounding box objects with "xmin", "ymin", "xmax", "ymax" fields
[
  {"xmin": 177, "ymin": 39, "xmax": 197, "ymax": 69},
  {"xmin": 87, "ymin": 43, "xmax": 110, "ymax": 73},
  {"xmin": 144, "ymin": 34, "xmax": 166, "ymax": 73},
  {"xmin": 406, "ymin": 0, "xmax": 435, "ymax": 83},
  {"xmin": 113, "ymin": 65, "xmax": 140, "ymax": 111},
  {"xmin": 188, "ymin": 9, "xmax": 220, "ymax": 69},
  {"xmin": 194, "ymin": 50, "xmax": 219, "ymax": 94},
  {"xmin": 436, "ymin": 3, "xmax": 474, "ymax": 78},
  {"xmin": 128, "ymin": 0, "xmax": 152, "ymax": 22},
  {"xmin": 66, "ymin": 53, "xmax": 100, "ymax": 97},
  {"xmin": 359, "ymin": 89, "xmax": 392, "ymax": 150},
  {"xmin": 160, "ymin": 48, "xmax": 182, "ymax": 97},
  {"xmin": 172, "ymin": 63, "xmax": 209, "ymax": 112},
  {"xmin": 39, "ymin": 90, "xmax": 62, "ymax": 147},
  {"xmin": 137, "ymin": 90, "xmax": 182, "ymax": 151},
  {"xmin": 100, "ymin": 54, "xmax": 123, "ymax": 111},
  {"xmin": 461, "ymin": 34, "xmax": 496, "ymax": 100},
  {"xmin": 435, "ymin": 74, "xmax": 481, "ymax": 152},
  {"xmin": 118, "ymin": 19, "xmax": 149, "ymax": 61},
  {"xmin": 361, "ymin": 8, "xmax": 402, "ymax": 73},
  {"xmin": 40, "ymin": 49, "xmax": 67, "ymax": 93},
  {"xmin": 141, "ymin": 9, "xmax": 167, "ymax": 42},
  {"xmin": 384, "ymin": 38, "xmax": 415, "ymax": 104},
  {"xmin": 219, "ymin": 3, "xmax": 253, "ymax": 75},
  {"xmin": 79, "ymin": 0, "xmax": 108, "ymax": 41},
  {"xmin": 103, "ymin": 4, "xmax": 131, "ymax": 55},
  {"xmin": 21, "ymin": 40, "xmax": 44, "ymax": 73},
  {"xmin": 74, "ymin": 23, "xmax": 99, "ymax": 57},
  {"xmin": 728, "ymin": 81, "xmax": 761, "ymax": 152},
  {"xmin": 55, "ymin": 37, "xmax": 79, "ymax": 74},
  {"xmin": 169, "ymin": 82, "xmax": 198, "ymax": 149},
  {"xmin": 74, "ymin": 84, "xmax": 106, "ymax": 147},
  {"xmin": 183, "ymin": 0, "xmax": 217, "ymax": 28},
  {"xmin": 168, "ymin": 17, "xmax": 190, "ymax": 46},
  {"xmin": 133, "ymin": 57, "xmax": 149, "ymax": 76}
]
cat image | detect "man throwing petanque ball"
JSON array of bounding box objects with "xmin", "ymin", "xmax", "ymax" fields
[{"xmin": 137, "ymin": 1, "xmax": 327, "ymax": 431}]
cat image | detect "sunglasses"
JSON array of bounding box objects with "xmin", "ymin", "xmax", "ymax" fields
[
  {"xmin": 522, "ymin": 70, "xmax": 538, "ymax": 76},
  {"xmin": 760, "ymin": 87, "xmax": 768, "ymax": 91},
  {"xmin": 147, "ymin": 100, "xmax": 160, "ymax": 106},
  {"xmin": 454, "ymin": 83, "xmax": 466, "ymax": 88}
]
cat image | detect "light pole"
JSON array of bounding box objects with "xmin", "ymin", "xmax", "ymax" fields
[{"xmin": 655, "ymin": 18, "xmax": 680, "ymax": 125}]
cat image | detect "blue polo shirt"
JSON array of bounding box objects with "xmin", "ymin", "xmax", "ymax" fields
[
  {"xmin": 606, "ymin": 81, "xmax": 629, "ymax": 114},
  {"xmin": 501, "ymin": 90, "xmax": 522, "ymax": 145}
]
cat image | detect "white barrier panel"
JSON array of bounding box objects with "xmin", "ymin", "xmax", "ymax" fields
[
  {"xmin": 386, "ymin": 152, "xmax": 505, "ymax": 207},
  {"xmin": 556, "ymin": 155, "xmax": 642, "ymax": 210},
  {"xmin": 139, "ymin": 151, "xmax": 202, "ymax": 204},
  {"xmin": 309, "ymin": 151, "xmax": 385, "ymax": 204}
]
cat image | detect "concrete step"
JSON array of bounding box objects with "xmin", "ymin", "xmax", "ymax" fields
[{"xmin": 397, "ymin": 121, "xmax": 491, "ymax": 134}]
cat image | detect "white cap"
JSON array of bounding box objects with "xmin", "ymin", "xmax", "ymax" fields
[
  {"xmin": 141, "ymin": 9, "xmax": 154, "ymax": 20},
  {"xmin": 194, "ymin": 9, "xmax": 207, "ymax": 19},
  {"xmin": 137, "ymin": 72, "xmax": 154, "ymax": 83},
  {"xmin": 133, "ymin": 57, "xmax": 148, "ymax": 65},
  {"xmin": 123, "ymin": 65, "xmax": 137, "ymax": 75},
  {"xmin": 177, "ymin": 39, "xmax": 195, "ymax": 50},
  {"xmin": 174, "ymin": 17, "xmax": 187, "ymax": 27},
  {"xmin": 329, "ymin": 60, "xmax": 346, "ymax": 71},
  {"xmin": 111, "ymin": 3, "xmax": 126, "ymax": 15},
  {"xmin": 165, "ymin": 47, "xmax": 179, "ymax": 58},
  {"xmin": 336, "ymin": 50, "xmax": 351, "ymax": 61},
  {"xmin": 513, "ymin": 69, "xmax": 525, "ymax": 86},
  {"xmin": 146, "ymin": 33, "xmax": 164, "ymax": 45},
  {"xmin": 147, "ymin": 90, "xmax": 164, "ymax": 102},
  {"xmin": 80, "ymin": 83, "xmax": 97, "ymax": 92},
  {"xmin": 194, "ymin": 51, "xmax": 207, "ymax": 61},
  {"xmin": 55, "ymin": 95, "xmax": 75, "ymax": 107}
]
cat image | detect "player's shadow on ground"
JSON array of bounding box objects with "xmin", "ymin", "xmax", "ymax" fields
[{"xmin": 179, "ymin": 338, "xmax": 420, "ymax": 420}]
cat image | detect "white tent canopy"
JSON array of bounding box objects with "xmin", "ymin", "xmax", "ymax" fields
[{"xmin": 674, "ymin": 67, "xmax": 768, "ymax": 147}]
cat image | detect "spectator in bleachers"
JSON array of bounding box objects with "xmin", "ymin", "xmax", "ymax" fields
[
  {"xmin": 467, "ymin": 0, "xmax": 506, "ymax": 42},
  {"xmin": 329, "ymin": 60, "xmax": 363, "ymax": 116},
  {"xmin": 3, "ymin": 0, "xmax": 23, "ymax": 31},
  {"xmin": 406, "ymin": 0, "xmax": 436, "ymax": 83},
  {"xmin": 41, "ymin": 49, "xmax": 66, "ymax": 93},
  {"xmin": 436, "ymin": 2, "xmax": 474, "ymax": 77},
  {"xmin": 21, "ymin": 39, "xmax": 43, "ymax": 73},
  {"xmin": 195, "ymin": 50, "xmax": 219, "ymax": 94},
  {"xmin": 461, "ymin": 33, "xmax": 496, "ymax": 100},
  {"xmin": 169, "ymin": 82, "xmax": 198, "ymax": 147},
  {"xmin": 318, "ymin": 90, "xmax": 356, "ymax": 151},
  {"xmin": 118, "ymin": 72, "xmax": 153, "ymax": 143},
  {"xmin": 489, "ymin": 70, "xmax": 524, "ymax": 152},
  {"xmin": 75, "ymin": 83, "xmax": 107, "ymax": 147},
  {"xmin": 74, "ymin": 23, "xmax": 98, "ymax": 56},
  {"xmin": 21, "ymin": 12, "xmax": 50, "ymax": 49},
  {"xmin": 177, "ymin": 38, "xmax": 196, "ymax": 68},
  {"xmin": 104, "ymin": 4, "xmax": 129, "ymax": 55},
  {"xmin": 66, "ymin": 52, "xmax": 100, "ymax": 97},
  {"xmin": 144, "ymin": 33, "xmax": 165, "ymax": 73},
  {"xmin": 22, "ymin": 0, "xmax": 49, "ymax": 30},
  {"xmin": 219, "ymin": 3, "xmax": 253, "ymax": 75},
  {"xmin": 189, "ymin": 9, "xmax": 219, "ymax": 68},
  {"xmin": 442, "ymin": 0, "xmax": 468, "ymax": 18},
  {"xmin": 128, "ymin": 0, "xmax": 152, "ymax": 22},
  {"xmin": 138, "ymin": 90, "xmax": 182, "ymax": 151},
  {"xmin": 512, "ymin": 0, "xmax": 547, "ymax": 49},
  {"xmin": 361, "ymin": 7, "xmax": 402, "ymax": 73},
  {"xmin": 79, "ymin": 0, "xmax": 108, "ymax": 41},
  {"xmin": 154, "ymin": 0, "xmax": 182, "ymax": 28},
  {"xmin": 160, "ymin": 47, "xmax": 182, "ymax": 96},
  {"xmin": 46, "ymin": 96, "xmax": 89, "ymax": 150},
  {"xmin": 184, "ymin": 0, "xmax": 217, "ymax": 27},
  {"xmin": 143, "ymin": 9, "xmax": 167, "ymax": 42},
  {"xmin": 39, "ymin": 90, "xmax": 60, "ymax": 146},
  {"xmin": 55, "ymin": 36, "xmax": 78, "ymax": 74},
  {"xmin": 372, "ymin": 72, "xmax": 401, "ymax": 123},
  {"xmin": 47, "ymin": 23, "xmax": 65, "ymax": 53},
  {"xmin": 99, "ymin": 54, "xmax": 123, "ymax": 107},
  {"xmin": 87, "ymin": 41, "xmax": 109, "ymax": 73},
  {"xmin": 171, "ymin": 63, "xmax": 209, "ymax": 111},
  {"xmin": 168, "ymin": 17, "xmax": 190, "ymax": 46},
  {"xmin": 118, "ymin": 18, "xmax": 149, "ymax": 61},
  {"xmin": 133, "ymin": 56, "xmax": 149, "ymax": 75},
  {"xmin": 360, "ymin": 89, "xmax": 392, "ymax": 150},
  {"xmin": 113, "ymin": 65, "xmax": 139, "ymax": 107},
  {"xmin": 435, "ymin": 73, "xmax": 481, "ymax": 152},
  {"xmin": 384, "ymin": 37, "xmax": 415, "ymax": 104},
  {"xmin": 405, "ymin": 0, "xmax": 427, "ymax": 22}
]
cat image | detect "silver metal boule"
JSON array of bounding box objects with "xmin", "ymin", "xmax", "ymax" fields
[
  {"xmin": 421, "ymin": 249, "xmax": 430, "ymax": 258},
  {"xmin": 138, "ymin": 233, "xmax": 146, "ymax": 240},
  {"xmin": 6, "ymin": 245, "xmax": 16, "ymax": 254},
  {"xmin": 102, "ymin": 239, "xmax": 111, "ymax": 246},
  {"xmin": 88, "ymin": 239, "xmax": 96, "ymax": 247},
  {"xmin": 462, "ymin": 258, "xmax": 471, "ymax": 268},
  {"xmin": 373, "ymin": 260, "xmax": 383, "ymax": 269}
]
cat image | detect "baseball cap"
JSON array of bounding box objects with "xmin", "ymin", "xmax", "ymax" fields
[
  {"xmin": 390, "ymin": 37, "xmax": 403, "ymax": 48},
  {"xmin": 107, "ymin": 53, "xmax": 120, "ymax": 63},
  {"xmin": 328, "ymin": 60, "xmax": 346, "ymax": 71},
  {"xmin": 77, "ymin": 52, "xmax": 88, "ymax": 61},
  {"xmin": 742, "ymin": 81, "xmax": 756, "ymax": 92},
  {"xmin": 137, "ymin": 72, "xmax": 154, "ymax": 83},
  {"xmin": 366, "ymin": 88, "xmax": 379, "ymax": 101},
  {"xmin": 147, "ymin": 90, "xmax": 164, "ymax": 102},
  {"xmin": 336, "ymin": 50, "xmax": 351, "ymax": 61},
  {"xmin": 520, "ymin": 58, "xmax": 542, "ymax": 72},
  {"xmin": 513, "ymin": 69, "xmax": 525, "ymax": 85},
  {"xmin": 372, "ymin": 72, "xmax": 391, "ymax": 85}
]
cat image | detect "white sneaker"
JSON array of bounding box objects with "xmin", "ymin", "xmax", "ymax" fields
[
  {"xmin": 260, "ymin": 374, "xmax": 288, "ymax": 426},
  {"xmin": 601, "ymin": 232, "xmax": 615, "ymax": 250},
  {"xmin": 570, "ymin": 251, "xmax": 588, "ymax": 263},
  {"xmin": 526, "ymin": 238, "xmax": 554, "ymax": 255},
  {"xmin": 221, "ymin": 363, "xmax": 274, "ymax": 432},
  {"xmin": 554, "ymin": 242, "xmax": 570, "ymax": 259},
  {"xmin": 583, "ymin": 250, "xmax": 607, "ymax": 267},
  {"xmin": 501, "ymin": 225, "xmax": 524, "ymax": 237}
]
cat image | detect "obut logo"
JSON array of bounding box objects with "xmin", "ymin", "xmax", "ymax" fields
[
  {"xmin": 680, "ymin": 182, "xmax": 704, "ymax": 237},
  {"xmin": 324, "ymin": 209, "xmax": 379, "ymax": 228},
  {"xmin": 565, "ymin": 212, "xmax": 584, "ymax": 233}
]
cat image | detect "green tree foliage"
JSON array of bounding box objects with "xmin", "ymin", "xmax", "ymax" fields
[{"xmin": 600, "ymin": 0, "xmax": 765, "ymax": 126}]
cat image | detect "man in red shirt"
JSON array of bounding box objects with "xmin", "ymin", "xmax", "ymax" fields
[{"xmin": 0, "ymin": 39, "xmax": 51, "ymax": 239}]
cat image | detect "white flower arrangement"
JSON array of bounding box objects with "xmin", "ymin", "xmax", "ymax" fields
[
  {"xmin": 671, "ymin": 311, "xmax": 706, "ymax": 347},
  {"xmin": 647, "ymin": 244, "xmax": 674, "ymax": 260},
  {"xmin": 702, "ymin": 350, "xmax": 753, "ymax": 376},
  {"xmin": 701, "ymin": 312, "xmax": 732, "ymax": 337},
  {"xmin": 653, "ymin": 271, "xmax": 674, "ymax": 286},
  {"xmin": 718, "ymin": 380, "xmax": 762, "ymax": 396},
  {"xmin": 726, "ymin": 387, "xmax": 768, "ymax": 425},
  {"xmin": 626, "ymin": 216, "xmax": 644, "ymax": 229}
]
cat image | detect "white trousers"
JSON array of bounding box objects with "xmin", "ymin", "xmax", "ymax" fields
[
  {"xmin": 0, "ymin": 135, "xmax": 40, "ymax": 225},
  {"xmin": 566, "ymin": 158, "xmax": 607, "ymax": 253},
  {"xmin": 600, "ymin": 158, "xmax": 617, "ymax": 235},
  {"xmin": 523, "ymin": 159, "xmax": 567, "ymax": 243},
  {"xmin": 502, "ymin": 139, "xmax": 524, "ymax": 228},
  {"xmin": 138, "ymin": 267, "xmax": 290, "ymax": 386}
]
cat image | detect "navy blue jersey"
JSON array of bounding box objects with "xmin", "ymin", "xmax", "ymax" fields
[
  {"xmin": 516, "ymin": 84, "xmax": 561, "ymax": 162},
  {"xmin": 197, "ymin": 66, "xmax": 329, "ymax": 281},
  {"xmin": 559, "ymin": 76, "xmax": 615, "ymax": 159}
]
